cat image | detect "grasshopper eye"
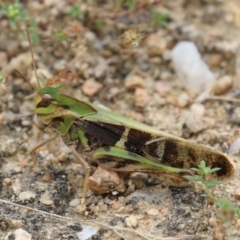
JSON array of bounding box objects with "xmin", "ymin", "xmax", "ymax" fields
[
  {"xmin": 42, "ymin": 94, "xmax": 53, "ymax": 105},
  {"xmin": 37, "ymin": 94, "xmax": 53, "ymax": 108}
]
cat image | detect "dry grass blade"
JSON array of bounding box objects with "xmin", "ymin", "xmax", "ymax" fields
[{"xmin": 0, "ymin": 198, "xmax": 193, "ymax": 240}]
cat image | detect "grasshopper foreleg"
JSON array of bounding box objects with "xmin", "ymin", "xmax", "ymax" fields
[{"xmin": 29, "ymin": 135, "xmax": 57, "ymax": 167}]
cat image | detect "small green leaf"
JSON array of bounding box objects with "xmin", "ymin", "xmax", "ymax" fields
[
  {"xmin": 199, "ymin": 160, "xmax": 206, "ymax": 169},
  {"xmin": 66, "ymin": 5, "xmax": 84, "ymax": 20},
  {"xmin": 191, "ymin": 167, "xmax": 201, "ymax": 173},
  {"xmin": 127, "ymin": 0, "xmax": 135, "ymax": 10},
  {"xmin": 235, "ymin": 208, "xmax": 240, "ymax": 219},
  {"xmin": 0, "ymin": 0, "xmax": 27, "ymax": 28},
  {"xmin": 208, "ymin": 167, "xmax": 221, "ymax": 174},
  {"xmin": 151, "ymin": 10, "xmax": 169, "ymax": 27},
  {"xmin": 0, "ymin": 76, "xmax": 4, "ymax": 83},
  {"xmin": 205, "ymin": 180, "xmax": 221, "ymax": 189},
  {"xmin": 184, "ymin": 175, "xmax": 203, "ymax": 182},
  {"xmin": 216, "ymin": 197, "xmax": 234, "ymax": 211}
]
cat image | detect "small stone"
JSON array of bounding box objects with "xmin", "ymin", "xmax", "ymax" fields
[
  {"xmin": 76, "ymin": 224, "xmax": 99, "ymax": 240},
  {"xmin": 190, "ymin": 103, "xmax": 205, "ymax": 116},
  {"xmin": 53, "ymin": 59, "xmax": 66, "ymax": 70},
  {"xmin": 21, "ymin": 120, "xmax": 32, "ymax": 127},
  {"xmin": 40, "ymin": 199, "xmax": 54, "ymax": 206},
  {"xmin": 57, "ymin": 152, "xmax": 68, "ymax": 162},
  {"xmin": 125, "ymin": 215, "xmax": 138, "ymax": 228},
  {"xmin": 162, "ymin": 50, "xmax": 172, "ymax": 61},
  {"xmin": 228, "ymin": 138, "xmax": 240, "ymax": 155},
  {"xmin": 14, "ymin": 229, "xmax": 32, "ymax": 240},
  {"xmin": 144, "ymin": 34, "xmax": 167, "ymax": 57},
  {"xmin": 12, "ymin": 179, "xmax": 21, "ymax": 195},
  {"xmin": 94, "ymin": 62, "xmax": 107, "ymax": 79},
  {"xmin": 41, "ymin": 172, "xmax": 52, "ymax": 182},
  {"xmin": 154, "ymin": 81, "xmax": 172, "ymax": 97},
  {"xmin": 101, "ymin": 204, "xmax": 108, "ymax": 211},
  {"xmin": 125, "ymin": 75, "xmax": 146, "ymax": 89},
  {"xmin": 93, "ymin": 205, "xmax": 100, "ymax": 213},
  {"xmin": 118, "ymin": 196, "xmax": 125, "ymax": 203},
  {"xmin": 88, "ymin": 167, "xmax": 126, "ymax": 194},
  {"xmin": 13, "ymin": 166, "xmax": 22, "ymax": 173},
  {"xmin": 177, "ymin": 92, "xmax": 190, "ymax": 108},
  {"xmin": 178, "ymin": 224, "xmax": 185, "ymax": 229},
  {"xmin": 69, "ymin": 199, "xmax": 81, "ymax": 207},
  {"xmin": 40, "ymin": 191, "xmax": 53, "ymax": 206},
  {"xmin": 134, "ymin": 88, "xmax": 150, "ymax": 107},
  {"xmin": 85, "ymin": 31, "xmax": 97, "ymax": 43},
  {"xmin": 147, "ymin": 208, "xmax": 159, "ymax": 216},
  {"xmin": 181, "ymin": 113, "xmax": 214, "ymax": 137},
  {"xmin": 206, "ymin": 53, "xmax": 223, "ymax": 67},
  {"xmin": 209, "ymin": 216, "xmax": 217, "ymax": 227},
  {"xmin": 172, "ymin": 41, "xmax": 215, "ymax": 93},
  {"xmin": 19, "ymin": 191, "xmax": 36, "ymax": 202},
  {"xmin": 212, "ymin": 75, "xmax": 232, "ymax": 95},
  {"xmin": 117, "ymin": 206, "xmax": 127, "ymax": 214},
  {"xmin": 0, "ymin": 136, "xmax": 19, "ymax": 156},
  {"xmin": 3, "ymin": 178, "xmax": 12, "ymax": 186},
  {"xmin": 234, "ymin": 188, "xmax": 240, "ymax": 200},
  {"xmin": 82, "ymin": 79, "xmax": 103, "ymax": 96},
  {"xmin": 160, "ymin": 208, "xmax": 169, "ymax": 215},
  {"xmin": 97, "ymin": 201, "xmax": 104, "ymax": 207},
  {"xmin": 111, "ymin": 201, "xmax": 120, "ymax": 210},
  {"xmin": 166, "ymin": 95, "xmax": 177, "ymax": 105},
  {"xmin": 236, "ymin": 219, "xmax": 240, "ymax": 229},
  {"xmin": 160, "ymin": 71, "xmax": 172, "ymax": 80}
]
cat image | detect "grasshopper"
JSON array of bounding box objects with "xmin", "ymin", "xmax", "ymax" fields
[{"xmin": 18, "ymin": 33, "xmax": 234, "ymax": 213}]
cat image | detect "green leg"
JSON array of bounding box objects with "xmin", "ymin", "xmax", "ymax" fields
[{"xmin": 93, "ymin": 146, "xmax": 193, "ymax": 175}]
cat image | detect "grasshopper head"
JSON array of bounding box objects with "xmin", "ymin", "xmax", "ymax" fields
[
  {"xmin": 34, "ymin": 86, "xmax": 62, "ymax": 126},
  {"xmin": 34, "ymin": 85, "xmax": 97, "ymax": 127}
]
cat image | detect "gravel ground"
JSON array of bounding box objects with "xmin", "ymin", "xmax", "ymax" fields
[{"xmin": 1, "ymin": 1, "xmax": 240, "ymax": 239}]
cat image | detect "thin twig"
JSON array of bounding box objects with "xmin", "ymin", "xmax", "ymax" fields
[
  {"xmin": 0, "ymin": 198, "xmax": 193, "ymax": 240},
  {"xmin": 0, "ymin": 199, "xmax": 71, "ymax": 222},
  {"xmin": 204, "ymin": 96, "xmax": 240, "ymax": 103}
]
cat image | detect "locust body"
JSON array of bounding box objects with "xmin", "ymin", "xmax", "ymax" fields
[{"xmin": 32, "ymin": 85, "xmax": 234, "ymax": 211}]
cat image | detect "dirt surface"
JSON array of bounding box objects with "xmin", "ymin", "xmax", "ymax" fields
[{"xmin": 1, "ymin": 1, "xmax": 240, "ymax": 239}]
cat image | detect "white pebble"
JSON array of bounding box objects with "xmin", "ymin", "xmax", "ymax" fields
[
  {"xmin": 125, "ymin": 215, "xmax": 138, "ymax": 228},
  {"xmin": 190, "ymin": 103, "xmax": 205, "ymax": 116},
  {"xmin": 69, "ymin": 199, "xmax": 81, "ymax": 207},
  {"xmin": 19, "ymin": 191, "xmax": 36, "ymax": 201},
  {"xmin": 228, "ymin": 138, "xmax": 240, "ymax": 155},
  {"xmin": 15, "ymin": 229, "xmax": 31, "ymax": 240},
  {"xmin": 172, "ymin": 41, "xmax": 215, "ymax": 93}
]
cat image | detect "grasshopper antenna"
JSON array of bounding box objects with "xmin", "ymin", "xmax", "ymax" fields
[
  {"xmin": 15, "ymin": 29, "xmax": 40, "ymax": 92},
  {"xmin": 14, "ymin": 69, "xmax": 35, "ymax": 91},
  {"xmin": 26, "ymin": 28, "xmax": 41, "ymax": 90}
]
